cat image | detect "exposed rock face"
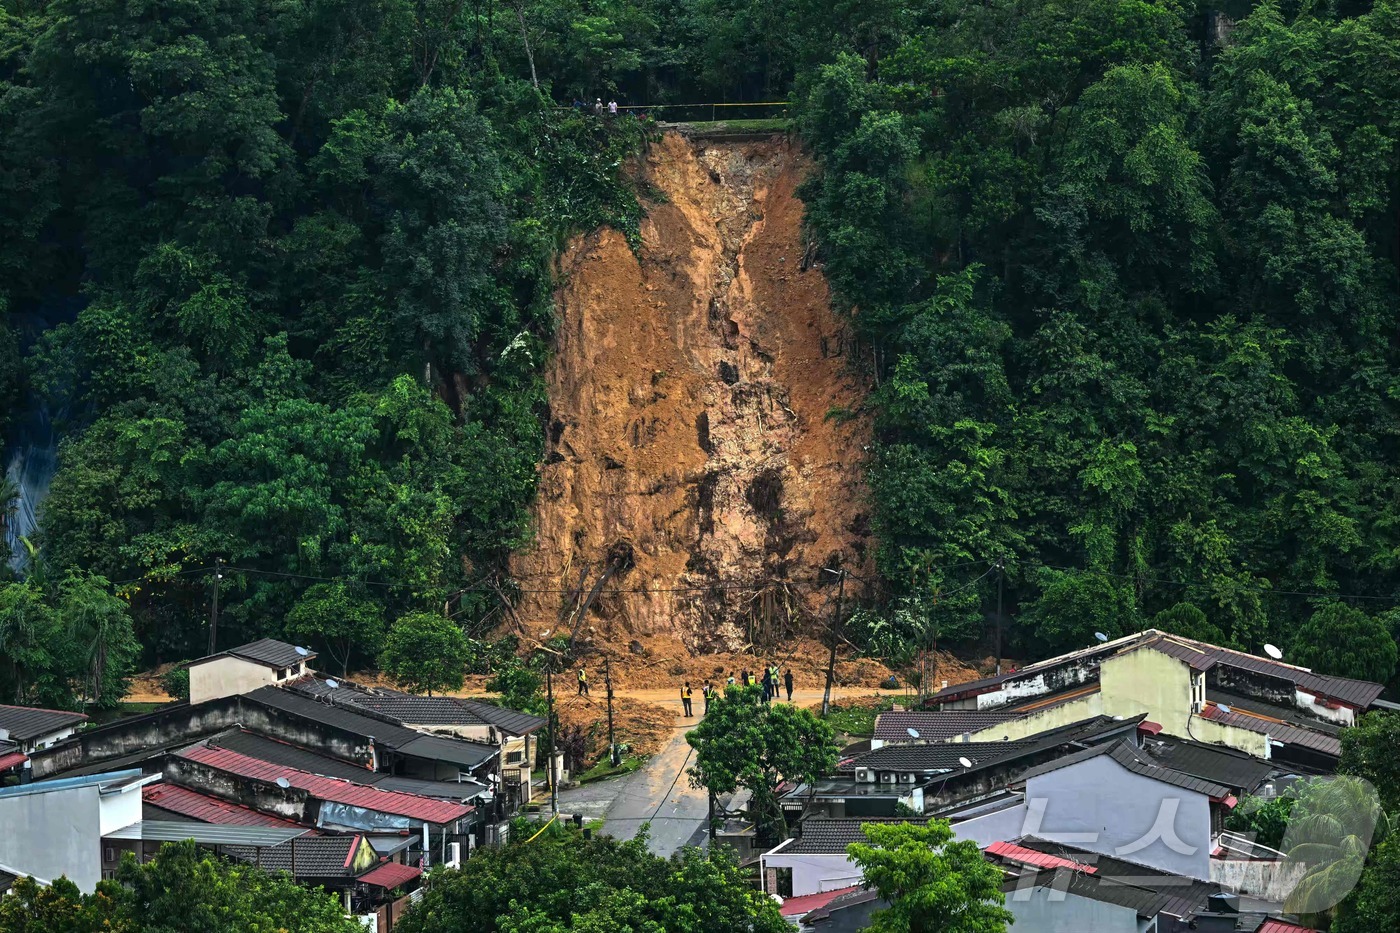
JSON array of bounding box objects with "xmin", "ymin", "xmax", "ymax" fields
[{"xmin": 511, "ymin": 131, "xmax": 872, "ymax": 652}]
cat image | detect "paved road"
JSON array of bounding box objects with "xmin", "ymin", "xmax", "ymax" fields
[{"xmin": 554, "ymin": 687, "xmax": 877, "ymax": 857}]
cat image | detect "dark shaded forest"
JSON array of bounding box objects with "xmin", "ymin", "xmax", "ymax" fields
[{"xmin": 3, "ymin": 0, "xmax": 1400, "ymax": 704}]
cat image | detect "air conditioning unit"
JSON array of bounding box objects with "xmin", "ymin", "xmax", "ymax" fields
[
  {"xmin": 855, "ymin": 768, "xmax": 872, "ymax": 783},
  {"xmin": 899, "ymin": 774, "xmax": 916, "ymax": 784},
  {"xmin": 881, "ymin": 772, "xmax": 896, "ymax": 784}
]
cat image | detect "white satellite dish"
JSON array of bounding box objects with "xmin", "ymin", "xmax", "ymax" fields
[
  {"xmin": 906, "ymin": 727, "xmax": 921, "ymax": 739},
  {"xmin": 1216, "ymin": 704, "xmax": 1232, "ymax": 715},
  {"xmin": 957, "ymin": 757, "xmax": 973, "ymax": 769},
  {"xmin": 1263, "ymin": 644, "xmax": 1283, "ymax": 660},
  {"xmin": 294, "ymin": 646, "xmax": 309, "ymax": 657},
  {"xmin": 325, "ymin": 679, "xmax": 340, "ymax": 689},
  {"xmin": 275, "ymin": 777, "xmax": 291, "ymax": 789},
  {"xmin": 1094, "ymin": 632, "xmax": 1109, "ymax": 643}
]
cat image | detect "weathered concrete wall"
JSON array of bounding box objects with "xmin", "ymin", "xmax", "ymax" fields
[
  {"xmin": 965, "ymin": 694, "xmax": 1103, "ymax": 743},
  {"xmin": 163, "ymin": 756, "xmax": 312, "ymax": 822},
  {"xmin": 31, "ymin": 696, "xmax": 376, "ymax": 779},
  {"xmin": 1100, "ymin": 650, "xmax": 1270, "ymax": 758}
]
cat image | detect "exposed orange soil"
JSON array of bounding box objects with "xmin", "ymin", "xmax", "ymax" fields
[{"xmin": 510, "ymin": 130, "xmax": 874, "ymax": 653}]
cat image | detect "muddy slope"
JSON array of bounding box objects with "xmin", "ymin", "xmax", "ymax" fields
[{"xmin": 511, "ymin": 131, "xmax": 872, "ymax": 652}]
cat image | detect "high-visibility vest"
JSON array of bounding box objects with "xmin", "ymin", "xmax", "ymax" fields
[
  {"xmin": 578, "ymin": 670, "xmax": 586, "ymax": 681},
  {"xmin": 683, "ymin": 686, "xmax": 692, "ymax": 698}
]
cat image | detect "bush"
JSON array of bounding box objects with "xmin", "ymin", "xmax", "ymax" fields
[{"xmin": 161, "ymin": 666, "xmax": 190, "ymax": 702}]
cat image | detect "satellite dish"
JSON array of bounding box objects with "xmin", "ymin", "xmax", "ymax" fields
[
  {"xmin": 325, "ymin": 679, "xmax": 340, "ymax": 689},
  {"xmin": 906, "ymin": 727, "xmax": 921, "ymax": 739},
  {"xmin": 1094, "ymin": 632, "xmax": 1109, "ymax": 643},
  {"xmin": 1216, "ymin": 704, "xmax": 1232, "ymax": 715},
  {"xmin": 1263, "ymin": 644, "xmax": 1283, "ymax": 660},
  {"xmin": 957, "ymin": 757, "xmax": 973, "ymax": 769},
  {"xmin": 294, "ymin": 646, "xmax": 309, "ymax": 657},
  {"xmin": 275, "ymin": 777, "xmax": 291, "ymax": 789}
]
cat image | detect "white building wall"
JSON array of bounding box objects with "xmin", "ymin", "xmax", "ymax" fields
[
  {"xmin": 762, "ymin": 850, "xmax": 864, "ymax": 897},
  {"xmin": 189, "ymin": 656, "xmax": 277, "ymax": 704},
  {"xmin": 1024, "ymin": 754, "xmax": 1213, "ymax": 880},
  {"xmin": 1001, "ymin": 885, "xmax": 1144, "ymax": 933},
  {"xmin": 0, "ymin": 785, "xmax": 102, "ymax": 892}
]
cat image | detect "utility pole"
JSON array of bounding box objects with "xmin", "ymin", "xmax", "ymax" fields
[
  {"xmin": 605, "ymin": 656, "xmax": 618, "ymax": 766},
  {"xmin": 995, "ymin": 559, "xmax": 1005, "ymax": 675},
  {"xmin": 546, "ymin": 663, "xmax": 558, "ymax": 815},
  {"xmin": 208, "ymin": 557, "xmax": 223, "ymax": 655},
  {"xmin": 821, "ymin": 568, "xmax": 847, "ymax": 717}
]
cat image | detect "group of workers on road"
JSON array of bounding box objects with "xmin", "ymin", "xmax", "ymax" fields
[
  {"xmin": 574, "ymin": 98, "xmax": 619, "ymax": 116},
  {"xmin": 576, "ymin": 665, "xmax": 797, "ymax": 718}
]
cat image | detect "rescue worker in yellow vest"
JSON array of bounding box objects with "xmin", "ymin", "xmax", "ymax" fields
[
  {"xmin": 578, "ymin": 667, "xmax": 589, "ymax": 696},
  {"xmin": 682, "ymin": 682, "xmax": 693, "ymax": 717}
]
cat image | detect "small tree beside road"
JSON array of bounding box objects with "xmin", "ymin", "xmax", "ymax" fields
[{"xmin": 685, "ymin": 684, "xmax": 837, "ymax": 840}]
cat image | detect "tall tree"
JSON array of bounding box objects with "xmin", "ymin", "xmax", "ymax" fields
[{"xmin": 686, "ymin": 684, "xmax": 838, "ymax": 840}]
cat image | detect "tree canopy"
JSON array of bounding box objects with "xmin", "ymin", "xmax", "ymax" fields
[
  {"xmin": 0, "ymin": 840, "xmax": 361, "ymax": 933},
  {"xmin": 395, "ymin": 826, "xmax": 789, "ymax": 933},
  {"xmin": 685, "ymin": 683, "xmax": 838, "ymax": 840},
  {"xmin": 847, "ymin": 820, "xmax": 1012, "ymax": 933}
]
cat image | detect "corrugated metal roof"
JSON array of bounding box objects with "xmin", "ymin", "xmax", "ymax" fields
[
  {"xmin": 1200, "ymin": 705, "xmax": 1342, "ymax": 757},
  {"xmin": 143, "ymin": 784, "xmax": 309, "ymax": 829},
  {"xmin": 1139, "ymin": 737, "xmax": 1274, "ymax": 793},
  {"xmin": 800, "ymin": 886, "xmax": 882, "ymax": 923},
  {"xmin": 852, "ymin": 740, "xmax": 1038, "ymax": 773},
  {"xmin": 1256, "ymin": 920, "xmax": 1318, "ymax": 933},
  {"xmin": 397, "ymin": 734, "xmax": 496, "ymax": 769},
  {"xmin": 177, "ymin": 743, "xmax": 471, "ymax": 824},
  {"xmin": 987, "ymin": 841, "xmax": 1097, "ymax": 873},
  {"xmin": 242, "ymin": 686, "xmax": 421, "ymax": 748},
  {"xmin": 0, "ymin": 705, "xmax": 87, "ymax": 742},
  {"xmin": 1016, "ymin": 739, "xmax": 1231, "ymax": 798},
  {"xmin": 778, "ymin": 885, "xmax": 862, "ymax": 918},
  {"xmin": 103, "ymin": 821, "xmax": 309, "ymax": 847},
  {"xmin": 357, "ymin": 860, "xmax": 422, "ymax": 890},
  {"xmin": 207, "ymin": 730, "xmax": 377, "ymax": 782},
  {"xmin": 373, "ymin": 776, "xmax": 490, "ymax": 800}
]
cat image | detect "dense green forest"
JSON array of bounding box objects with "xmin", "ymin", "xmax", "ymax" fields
[{"xmin": 4, "ymin": 0, "xmax": 1400, "ymax": 700}]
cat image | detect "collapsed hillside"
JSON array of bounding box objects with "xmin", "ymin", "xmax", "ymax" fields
[{"xmin": 510, "ymin": 131, "xmax": 873, "ymax": 653}]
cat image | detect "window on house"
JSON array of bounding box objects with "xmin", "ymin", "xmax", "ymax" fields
[
  {"xmin": 507, "ymin": 751, "xmax": 523, "ymax": 764},
  {"xmin": 775, "ymin": 867, "xmax": 793, "ymax": 898},
  {"xmin": 104, "ymin": 847, "xmax": 117, "ymax": 864}
]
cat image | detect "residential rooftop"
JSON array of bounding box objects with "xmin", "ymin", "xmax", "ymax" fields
[
  {"xmin": 0, "ymin": 704, "xmax": 87, "ymax": 742},
  {"xmin": 927, "ymin": 629, "xmax": 1385, "ymax": 710}
]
